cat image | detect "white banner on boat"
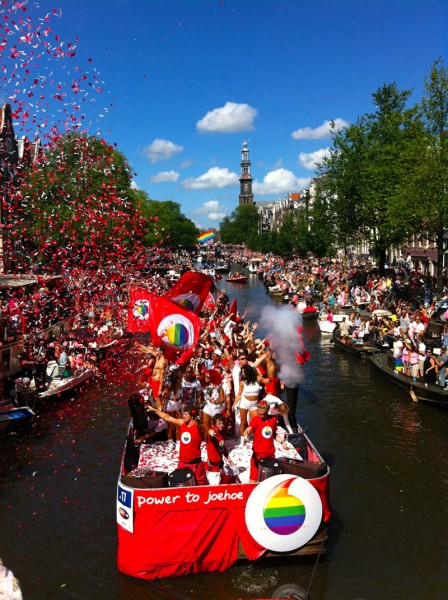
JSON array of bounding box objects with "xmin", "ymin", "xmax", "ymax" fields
[{"xmin": 117, "ymin": 483, "xmax": 134, "ymax": 533}]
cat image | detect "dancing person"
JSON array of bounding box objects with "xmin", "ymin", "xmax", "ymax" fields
[
  {"xmin": 148, "ymin": 405, "xmax": 206, "ymax": 485},
  {"xmin": 242, "ymin": 400, "xmax": 288, "ymax": 483}
]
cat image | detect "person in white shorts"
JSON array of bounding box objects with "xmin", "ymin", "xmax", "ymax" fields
[{"xmin": 233, "ymin": 364, "xmax": 262, "ymax": 444}]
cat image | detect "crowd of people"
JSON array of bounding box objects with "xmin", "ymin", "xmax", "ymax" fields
[
  {"xmin": 6, "ymin": 245, "xmax": 448, "ymax": 483},
  {"xmin": 129, "ymin": 287, "xmax": 297, "ymax": 485}
]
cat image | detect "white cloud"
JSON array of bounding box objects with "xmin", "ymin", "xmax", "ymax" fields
[
  {"xmin": 197, "ymin": 102, "xmax": 257, "ymax": 133},
  {"xmin": 299, "ymin": 148, "xmax": 331, "ymax": 170},
  {"xmin": 192, "ymin": 200, "xmax": 220, "ymax": 215},
  {"xmin": 182, "ymin": 167, "xmax": 239, "ymax": 190},
  {"xmin": 180, "ymin": 159, "xmax": 194, "ymax": 169},
  {"xmin": 143, "ymin": 138, "xmax": 183, "ymax": 164},
  {"xmin": 190, "ymin": 200, "xmax": 227, "ymax": 224},
  {"xmin": 253, "ymin": 169, "xmax": 310, "ymax": 195},
  {"xmin": 292, "ymin": 118, "xmax": 349, "ymax": 140},
  {"xmin": 149, "ymin": 170, "xmax": 180, "ymax": 183}
]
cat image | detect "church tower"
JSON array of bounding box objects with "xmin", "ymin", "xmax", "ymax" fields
[{"xmin": 238, "ymin": 139, "xmax": 254, "ymax": 205}]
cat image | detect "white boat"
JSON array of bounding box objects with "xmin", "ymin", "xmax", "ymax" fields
[
  {"xmin": 247, "ymin": 258, "xmax": 262, "ymax": 274},
  {"xmin": 37, "ymin": 361, "xmax": 95, "ymax": 400},
  {"xmin": 268, "ymin": 285, "xmax": 287, "ymax": 296},
  {"xmin": 318, "ymin": 314, "xmax": 337, "ymax": 334}
]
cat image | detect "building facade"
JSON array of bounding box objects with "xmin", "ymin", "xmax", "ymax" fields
[{"xmin": 0, "ymin": 103, "xmax": 41, "ymax": 273}]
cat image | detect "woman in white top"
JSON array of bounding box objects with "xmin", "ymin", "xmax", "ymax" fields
[
  {"xmin": 233, "ymin": 364, "xmax": 262, "ymax": 441},
  {"xmin": 201, "ymin": 372, "xmax": 227, "ymax": 436}
]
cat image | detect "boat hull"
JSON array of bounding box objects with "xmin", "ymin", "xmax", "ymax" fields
[
  {"xmin": 38, "ymin": 368, "xmax": 95, "ymax": 400},
  {"xmin": 332, "ymin": 331, "xmax": 380, "ymax": 356},
  {"xmin": 0, "ymin": 406, "xmax": 35, "ymax": 433},
  {"xmin": 318, "ymin": 319, "xmax": 337, "ymax": 334},
  {"xmin": 117, "ymin": 423, "xmax": 330, "ymax": 580},
  {"xmin": 370, "ymin": 353, "xmax": 448, "ymax": 405}
]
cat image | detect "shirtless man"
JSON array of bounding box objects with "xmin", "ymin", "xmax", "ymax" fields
[{"xmin": 150, "ymin": 346, "xmax": 168, "ymax": 409}]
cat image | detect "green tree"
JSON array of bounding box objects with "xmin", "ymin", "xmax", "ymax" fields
[
  {"xmin": 14, "ymin": 133, "xmax": 150, "ymax": 269},
  {"xmin": 137, "ymin": 196, "xmax": 199, "ymax": 248},
  {"xmin": 219, "ymin": 204, "xmax": 259, "ymax": 244},
  {"xmin": 318, "ymin": 84, "xmax": 426, "ymax": 271},
  {"xmin": 406, "ymin": 58, "xmax": 448, "ymax": 294}
]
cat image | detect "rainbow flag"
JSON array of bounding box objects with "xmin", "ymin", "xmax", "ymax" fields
[{"xmin": 197, "ymin": 230, "xmax": 215, "ymax": 243}]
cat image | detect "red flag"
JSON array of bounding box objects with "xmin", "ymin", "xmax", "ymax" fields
[
  {"xmin": 229, "ymin": 298, "xmax": 237, "ymax": 320},
  {"xmin": 164, "ymin": 271, "xmax": 214, "ymax": 315},
  {"xmin": 204, "ymin": 292, "xmax": 215, "ymax": 311},
  {"xmin": 127, "ymin": 286, "xmax": 152, "ymax": 333},
  {"xmin": 147, "ymin": 294, "xmax": 202, "ymax": 362}
]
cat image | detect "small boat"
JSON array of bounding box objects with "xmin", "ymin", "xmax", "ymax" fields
[
  {"xmin": 214, "ymin": 260, "xmax": 230, "ymax": 273},
  {"xmin": 332, "ymin": 330, "xmax": 381, "ymax": 356},
  {"xmin": 317, "ymin": 313, "xmax": 337, "ymax": 334},
  {"xmin": 370, "ymin": 352, "xmax": 448, "ymax": 405},
  {"xmin": 267, "ymin": 285, "xmax": 287, "ymax": 296},
  {"xmin": 297, "ymin": 303, "xmax": 319, "ymax": 321},
  {"xmin": 0, "ymin": 402, "xmax": 35, "ymax": 433},
  {"xmin": 247, "ymin": 258, "xmax": 262, "ymax": 274},
  {"xmin": 226, "ymin": 274, "xmax": 248, "ymax": 283},
  {"xmin": 37, "ymin": 361, "xmax": 95, "ymax": 400},
  {"xmin": 117, "ymin": 421, "xmax": 331, "ymax": 580}
]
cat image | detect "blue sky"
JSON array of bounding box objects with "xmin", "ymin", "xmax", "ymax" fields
[{"xmin": 1, "ymin": 1, "xmax": 447, "ymax": 230}]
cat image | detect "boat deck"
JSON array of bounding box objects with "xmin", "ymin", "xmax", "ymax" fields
[{"xmin": 126, "ymin": 429, "xmax": 318, "ymax": 486}]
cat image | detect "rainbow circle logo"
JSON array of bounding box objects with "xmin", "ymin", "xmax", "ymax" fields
[
  {"xmin": 170, "ymin": 293, "xmax": 201, "ymax": 312},
  {"xmin": 261, "ymin": 426, "xmax": 273, "ymax": 439},
  {"xmin": 157, "ymin": 314, "xmax": 195, "ymax": 350},
  {"xmin": 181, "ymin": 431, "xmax": 192, "ymax": 444},
  {"xmin": 245, "ymin": 474, "xmax": 322, "ymax": 552},
  {"xmin": 132, "ymin": 299, "xmax": 150, "ymax": 320}
]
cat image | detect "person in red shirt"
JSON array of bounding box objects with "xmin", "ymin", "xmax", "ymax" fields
[
  {"xmin": 243, "ymin": 400, "xmax": 287, "ymax": 482},
  {"xmin": 148, "ymin": 405, "xmax": 206, "ymax": 485},
  {"xmin": 206, "ymin": 414, "xmax": 234, "ymax": 485}
]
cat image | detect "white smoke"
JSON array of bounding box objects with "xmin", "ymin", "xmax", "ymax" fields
[{"xmin": 261, "ymin": 305, "xmax": 305, "ymax": 387}]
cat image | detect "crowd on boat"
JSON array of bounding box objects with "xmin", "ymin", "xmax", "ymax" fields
[{"xmin": 128, "ymin": 287, "xmax": 299, "ymax": 486}]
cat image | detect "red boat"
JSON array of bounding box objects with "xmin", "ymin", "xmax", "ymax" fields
[
  {"xmin": 226, "ymin": 274, "xmax": 248, "ymax": 283},
  {"xmin": 116, "ymin": 422, "xmax": 330, "ymax": 580}
]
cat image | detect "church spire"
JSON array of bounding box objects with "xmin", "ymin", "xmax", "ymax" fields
[{"xmin": 238, "ymin": 139, "xmax": 254, "ymax": 205}]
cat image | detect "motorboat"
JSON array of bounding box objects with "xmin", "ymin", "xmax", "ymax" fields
[
  {"xmin": 0, "ymin": 401, "xmax": 35, "ymax": 433},
  {"xmin": 37, "ymin": 361, "xmax": 96, "ymax": 400},
  {"xmin": 116, "ymin": 420, "xmax": 331, "ymax": 580},
  {"xmin": 318, "ymin": 313, "xmax": 337, "ymax": 334}
]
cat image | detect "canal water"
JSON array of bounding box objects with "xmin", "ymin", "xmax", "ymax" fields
[{"xmin": 0, "ymin": 274, "xmax": 447, "ymax": 600}]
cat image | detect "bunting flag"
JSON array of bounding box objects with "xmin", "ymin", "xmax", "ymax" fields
[
  {"xmin": 164, "ymin": 271, "xmax": 214, "ymax": 315},
  {"xmin": 127, "ymin": 286, "xmax": 152, "ymax": 333},
  {"xmin": 146, "ymin": 294, "xmax": 202, "ymax": 362}
]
